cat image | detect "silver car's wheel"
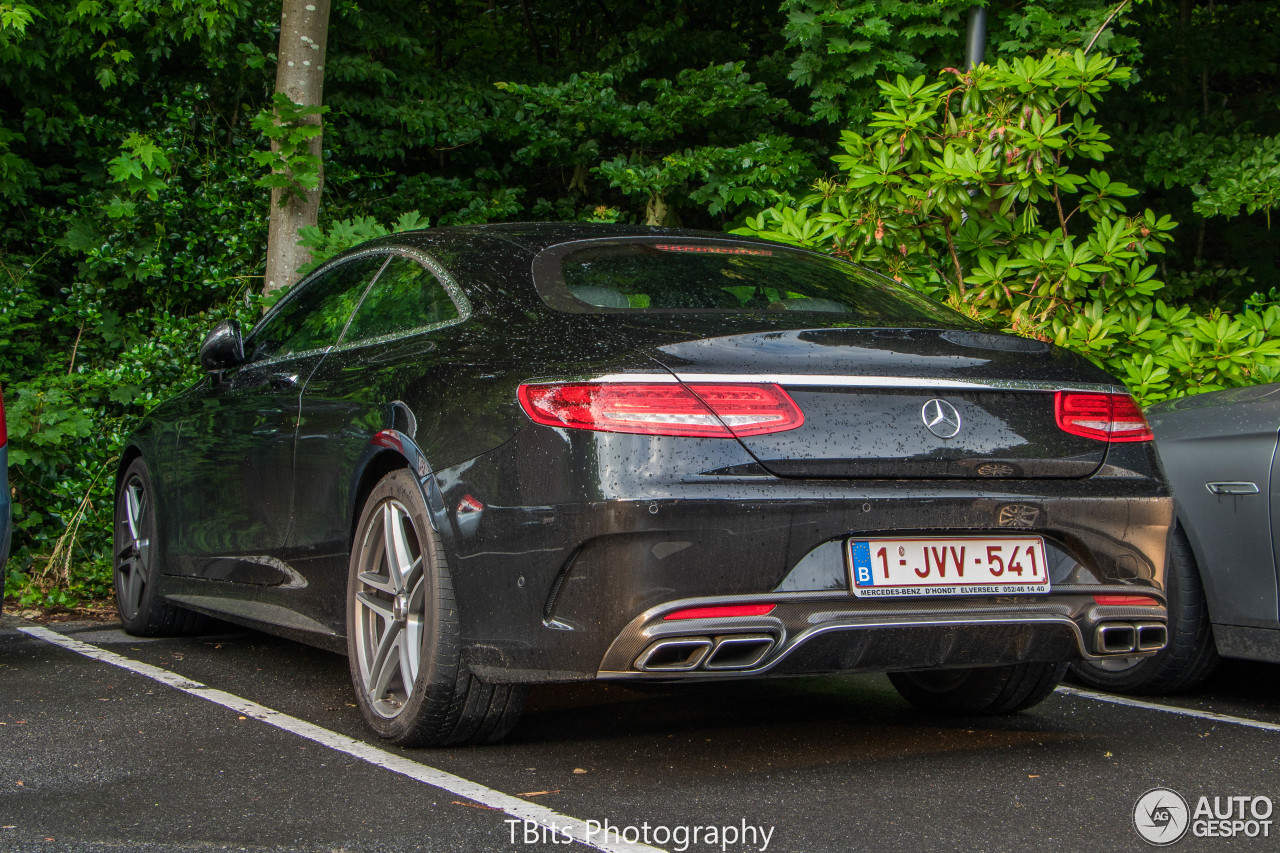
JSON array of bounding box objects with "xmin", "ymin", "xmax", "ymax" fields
[
  {"xmin": 346, "ymin": 469, "xmax": 527, "ymax": 746},
  {"xmin": 352, "ymin": 498, "xmax": 427, "ymax": 718}
]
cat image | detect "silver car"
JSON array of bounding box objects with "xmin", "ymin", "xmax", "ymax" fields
[{"xmin": 1072, "ymin": 383, "xmax": 1280, "ymax": 693}]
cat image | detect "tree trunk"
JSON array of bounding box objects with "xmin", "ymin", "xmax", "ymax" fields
[{"xmin": 262, "ymin": 0, "xmax": 332, "ymax": 298}]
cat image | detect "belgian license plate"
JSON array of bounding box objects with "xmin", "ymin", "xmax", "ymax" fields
[{"xmin": 848, "ymin": 536, "xmax": 1050, "ymax": 598}]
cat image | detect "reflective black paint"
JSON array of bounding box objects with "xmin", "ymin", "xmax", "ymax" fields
[
  {"xmin": 197, "ymin": 319, "xmax": 244, "ymax": 372},
  {"xmin": 122, "ymin": 224, "xmax": 1173, "ymax": 679}
]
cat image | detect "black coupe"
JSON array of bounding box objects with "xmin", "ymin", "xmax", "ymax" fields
[{"xmin": 114, "ymin": 224, "xmax": 1174, "ymax": 745}]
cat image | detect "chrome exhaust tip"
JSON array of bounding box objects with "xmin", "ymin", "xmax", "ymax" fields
[
  {"xmin": 634, "ymin": 638, "xmax": 712, "ymax": 671},
  {"xmin": 1095, "ymin": 623, "xmax": 1137, "ymax": 654},
  {"xmin": 1136, "ymin": 622, "xmax": 1168, "ymax": 652},
  {"xmin": 702, "ymin": 635, "xmax": 775, "ymax": 670}
]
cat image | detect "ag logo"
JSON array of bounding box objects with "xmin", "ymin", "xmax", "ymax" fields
[{"xmin": 1134, "ymin": 788, "xmax": 1190, "ymax": 845}]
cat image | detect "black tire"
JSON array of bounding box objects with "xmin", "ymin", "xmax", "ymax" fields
[
  {"xmin": 346, "ymin": 468, "xmax": 526, "ymax": 746},
  {"xmin": 889, "ymin": 661, "xmax": 1067, "ymax": 715},
  {"xmin": 113, "ymin": 457, "xmax": 210, "ymax": 636},
  {"xmin": 1070, "ymin": 526, "xmax": 1219, "ymax": 694}
]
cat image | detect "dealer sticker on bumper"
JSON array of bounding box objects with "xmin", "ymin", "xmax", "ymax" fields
[{"xmin": 848, "ymin": 536, "xmax": 1050, "ymax": 598}]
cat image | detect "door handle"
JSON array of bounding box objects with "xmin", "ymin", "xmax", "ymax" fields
[
  {"xmin": 269, "ymin": 373, "xmax": 299, "ymax": 391},
  {"xmin": 1206, "ymin": 482, "xmax": 1259, "ymax": 495}
]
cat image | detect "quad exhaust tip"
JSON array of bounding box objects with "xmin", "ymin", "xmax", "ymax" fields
[
  {"xmin": 1094, "ymin": 621, "xmax": 1167, "ymax": 655},
  {"xmin": 1096, "ymin": 623, "xmax": 1137, "ymax": 654},
  {"xmin": 703, "ymin": 635, "xmax": 775, "ymax": 670},
  {"xmin": 1136, "ymin": 622, "xmax": 1167, "ymax": 652},
  {"xmin": 634, "ymin": 638, "xmax": 713, "ymax": 671},
  {"xmin": 635, "ymin": 635, "xmax": 776, "ymax": 672}
]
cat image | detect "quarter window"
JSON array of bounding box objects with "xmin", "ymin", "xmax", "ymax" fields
[{"xmin": 343, "ymin": 255, "xmax": 460, "ymax": 344}]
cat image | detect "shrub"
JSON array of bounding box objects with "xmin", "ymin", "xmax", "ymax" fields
[{"xmin": 736, "ymin": 51, "xmax": 1280, "ymax": 403}]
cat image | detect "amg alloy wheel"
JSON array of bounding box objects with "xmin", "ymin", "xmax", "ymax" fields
[
  {"xmin": 113, "ymin": 457, "xmax": 207, "ymax": 636},
  {"xmin": 346, "ymin": 468, "xmax": 526, "ymax": 746},
  {"xmin": 351, "ymin": 496, "xmax": 429, "ymax": 719},
  {"xmin": 115, "ymin": 470, "xmax": 151, "ymax": 624}
]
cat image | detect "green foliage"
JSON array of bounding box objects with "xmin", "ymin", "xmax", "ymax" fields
[
  {"xmin": 738, "ymin": 50, "xmax": 1280, "ymax": 404},
  {"xmin": 1100, "ymin": 0, "xmax": 1280, "ymax": 288},
  {"xmin": 1191, "ymin": 135, "xmax": 1280, "ymax": 226},
  {"xmin": 781, "ymin": 0, "xmax": 1143, "ymax": 124},
  {"xmin": 1, "ymin": 0, "xmax": 1277, "ymax": 610},
  {"xmin": 250, "ymin": 92, "xmax": 328, "ymax": 203},
  {"xmin": 0, "ymin": 13, "xmax": 274, "ymax": 606},
  {"xmin": 3, "ymin": 302, "xmax": 263, "ymax": 609},
  {"xmin": 494, "ymin": 62, "xmax": 813, "ymax": 225},
  {"xmin": 318, "ymin": 1, "xmax": 811, "ymax": 229},
  {"xmin": 0, "ymin": 3, "xmax": 40, "ymax": 38},
  {"xmin": 297, "ymin": 210, "xmax": 430, "ymax": 274}
]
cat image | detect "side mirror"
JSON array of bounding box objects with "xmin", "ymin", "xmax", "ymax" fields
[{"xmin": 199, "ymin": 320, "xmax": 245, "ymax": 372}]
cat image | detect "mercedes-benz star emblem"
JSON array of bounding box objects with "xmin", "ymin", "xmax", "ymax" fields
[{"xmin": 921, "ymin": 399, "xmax": 962, "ymax": 439}]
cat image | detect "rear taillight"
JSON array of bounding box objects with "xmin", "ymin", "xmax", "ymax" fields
[
  {"xmin": 1054, "ymin": 391, "xmax": 1153, "ymax": 442},
  {"xmin": 517, "ymin": 382, "xmax": 804, "ymax": 438}
]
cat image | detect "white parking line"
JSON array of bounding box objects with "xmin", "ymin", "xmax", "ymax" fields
[
  {"xmin": 19, "ymin": 625, "xmax": 663, "ymax": 853},
  {"xmin": 1057, "ymin": 685, "xmax": 1280, "ymax": 733}
]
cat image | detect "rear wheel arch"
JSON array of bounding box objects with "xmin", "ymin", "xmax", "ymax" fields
[
  {"xmin": 345, "ymin": 467, "xmax": 526, "ymax": 745},
  {"xmin": 349, "ymin": 450, "xmax": 413, "ymax": 551},
  {"xmin": 1172, "ymin": 512, "xmax": 1224, "ymax": 626}
]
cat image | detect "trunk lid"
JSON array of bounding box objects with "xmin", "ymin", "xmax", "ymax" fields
[{"xmin": 632, "ymin": 325, "xmax": 1118, "ymax": 480}]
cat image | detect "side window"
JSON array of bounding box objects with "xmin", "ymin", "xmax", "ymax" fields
[
  {"xmin": 342, "ymin": 255, "xmax": 460, "ymax": 344},
  {"xmin": 247, "ymin": 254, "xmax": 387, "ymax": 362}
]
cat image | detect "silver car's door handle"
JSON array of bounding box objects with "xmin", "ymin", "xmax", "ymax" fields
[{"xmin": 1206, "ymin": 482, "xmax": 1260, "ymax": 495}]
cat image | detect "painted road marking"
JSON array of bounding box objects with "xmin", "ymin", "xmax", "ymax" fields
[
  {"xmin": 1057, "ymin": 685, "xmax": 1280, "ymax": 733},
  {"xmin": 19, "ymin": 625, "xmax": 664, "ymax": 853}
]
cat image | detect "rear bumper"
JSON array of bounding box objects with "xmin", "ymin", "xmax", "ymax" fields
[
  {"xmin": 442, "ymin": 428, "xmax": 1173, "ymax": 682},
  {"xmin": 598, "ymin": 593, "xmax": 1168, "ymax": 679}
]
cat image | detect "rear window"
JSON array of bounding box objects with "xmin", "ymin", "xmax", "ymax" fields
[{"xmin": 532, "ymin": 239, "xmax": 963, "ymax": 324}]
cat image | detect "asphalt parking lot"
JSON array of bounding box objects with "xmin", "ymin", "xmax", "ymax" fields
[{"xmin": 3, "ymin": 614, "xmax": 1279, "ymax": 853}]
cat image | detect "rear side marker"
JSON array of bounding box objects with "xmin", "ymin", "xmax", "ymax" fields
[
  {"xmin": 663, "ymin": 604, "xmax": 777, "ymax": 621},
  {"xmin": 1093, "ymin": 595, "xmax": 1160, "ymax": 606}
]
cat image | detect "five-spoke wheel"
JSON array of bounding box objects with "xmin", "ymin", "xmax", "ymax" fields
[
  {"xmin": 346, "ymin": 469, "xmax": 526, "ymax": 746},
  {"xmin": 351, "ymin": 498, "xmax": 428, "ymax": 718},
  {"xmin": 113, "ymin": 457, "xmax": 208, "ymax": 636},
  {"xmin": 114, "ymin": 471, "xmax": 152, "ymax": 623}
]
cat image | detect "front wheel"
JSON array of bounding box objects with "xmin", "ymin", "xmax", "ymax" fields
[
  {"xmin": 346, "ymin": 468, "xmax": 526, "ymax": 746},
  {"xmin": 113, "ymin": 457, "xmax": 209, "ymax": 636},
  {"xmin": 889, "ymin": 661, "xmax": 1066, "ymax": 715}
]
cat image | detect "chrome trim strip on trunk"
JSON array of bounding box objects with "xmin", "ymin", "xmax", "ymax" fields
[{"xmin": 585, "ymin": 372, "xmax": 1117, "ymax": 394}]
